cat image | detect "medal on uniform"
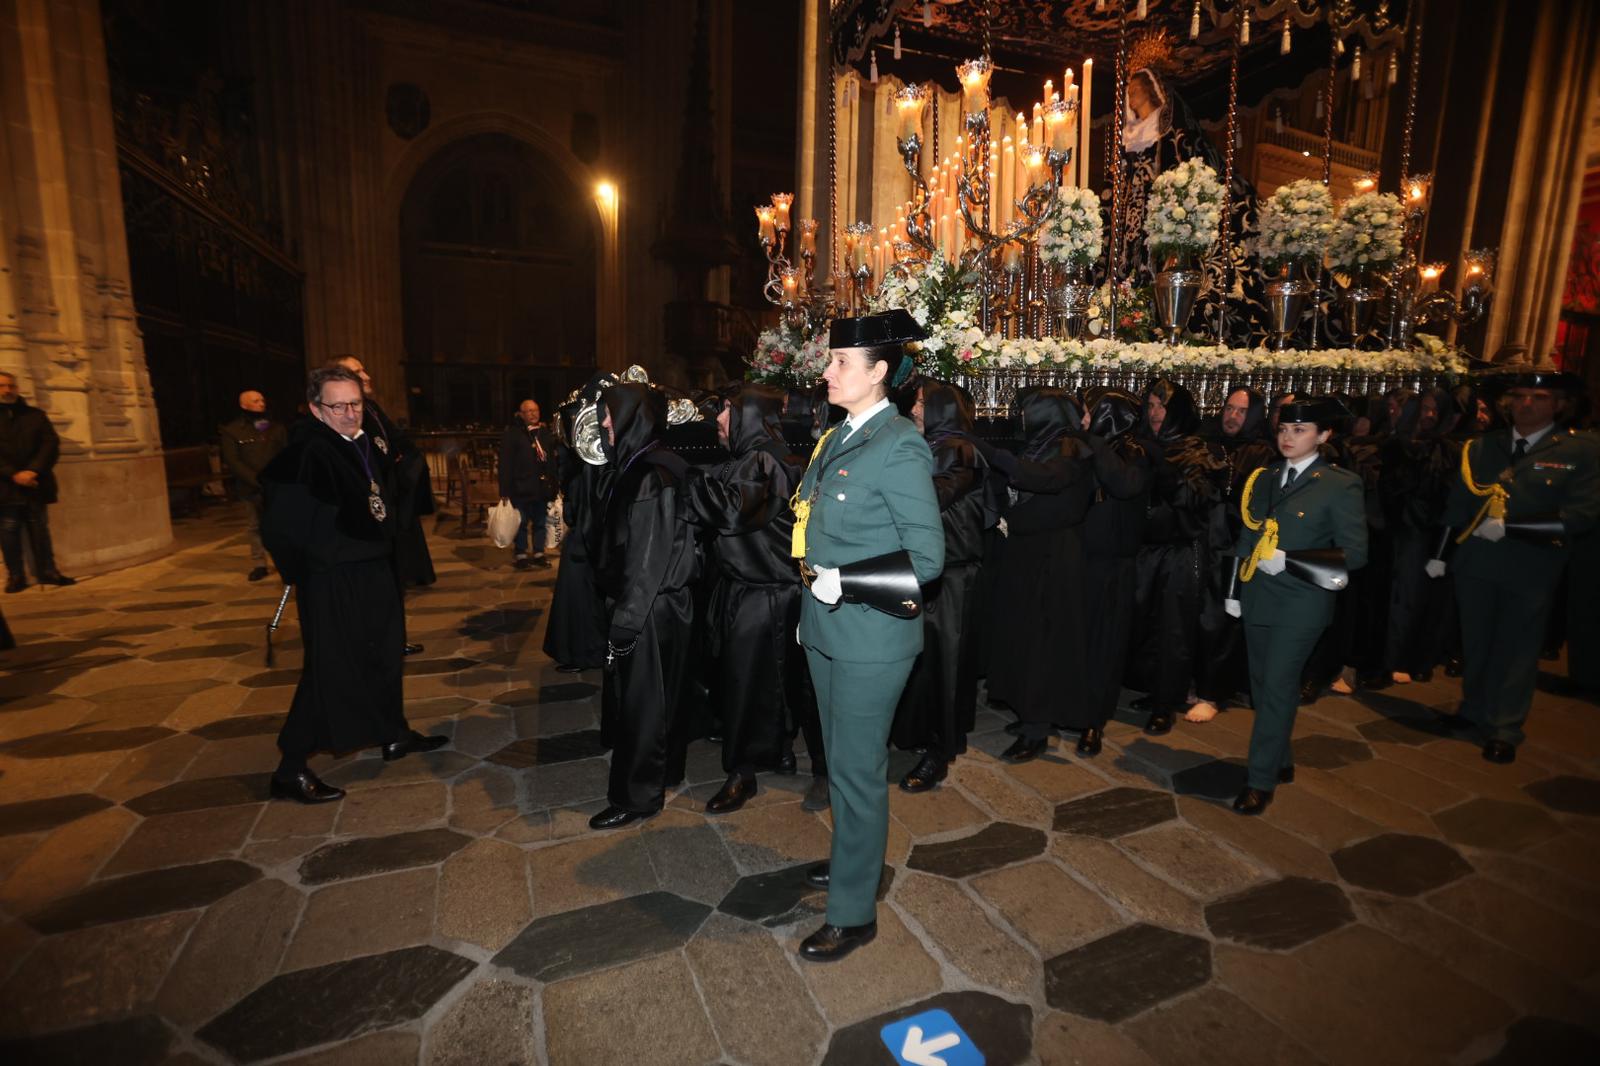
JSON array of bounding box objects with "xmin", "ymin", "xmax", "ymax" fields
[
  {"xmin": 368, "ymin": 480, "xmax": 387, "ymax": 521},
  {"xmin": 374, "ymin": 435, "xmax": 389, "ymax": 455}
]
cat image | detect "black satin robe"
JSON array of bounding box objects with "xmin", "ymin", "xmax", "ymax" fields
[
  {"xmin": 985, "ymin": 389, "xmax": 1095, "ymax": 730},
  {"xmin": 595, "ymin": 385, "xmax": 700, "ymax": 813},
  {"xmin": 893, "ymin": 382, "xmax": 985, "ymax": 760},
  {"xmin": 543, "ymin": 438, "xmax": 608, "ymax": 670},
  {"xmin": 680, "ymin": 386, "xmax": 806, "ymax": 775},
  {"xmin": 365, "ymin": 399, "xmax": 436, "ymax": 587},
  {"xmin": 261, "ymin": 417, "xmax": 407, "ymax": 756},
  {"xmin": 1382, "ymin": 428, "xmax": 1461, "ymax": 674}
]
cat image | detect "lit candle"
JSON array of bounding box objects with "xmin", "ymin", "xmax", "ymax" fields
[
  {"xmin": 1025, "ymin": 148, "xmax": 1047, "ymax": 190},
  {"xmin": 798, "ymin": 218, "xmax": 817, "ymax": 255},
  {"xmin": 1418, "ymin": 263, "xmax": 1445, "ymax": 295},
  {"xmin": 894, "ymin": 83, "xmax": 928, "ymax": 142},
  {"xmin": 1001, "ymin": 138, "xmax": 1015, "ymax": 228},
  {"xmin": 1032, "ymin": 111, "xmax": 1044, "ymax": 147},
  {"xmin": 781, "ymin": 268, "xmax": 798, "ymax": 302},
  {"xmin": 1003, "ymin": 241, "xmax": 1023, "ymax": 274},
  {"xmin": 1046, "ymin": 100, "xmax": 1075, "ymax": 153},
  {"xmin": 1352, "ymin": 171, "xmax": 1379, "ymax": 194},
  {"xmin": 755, "ymin": 204, "xmax": 776, "ymax": 243},
  {"xmin": 1017, "ymin": 111, "xmax": 1027, "ymax": 145},
  {"xmin": 959, "ymin": 57, "xmax": 992, "ymax": 115},
  {"xmin": 1078, "ymin": 59, "xmax": 1092, "ymax": 190},
  {"xmin": 851, "ymin": 232, "xmax": 871, "ymax": 272},
  {"xmin": 1043, "ymin": 79, "xmax": 1053, "ymax": 106},
  {"xmin": 1407, "ymin": 173, "xmax": 1433, "ymax": 209},
  {"xmin": 771, "ymin": 192, "xmax": 792, "ymax": 231}
]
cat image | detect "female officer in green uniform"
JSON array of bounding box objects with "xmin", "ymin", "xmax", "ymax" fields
[
  {"xmin": 793, "ymin": 309, "xmax": 944, "ymax": 962},
  {"xmin": 1227, "ymin": 398, "xmax": 1367, "ymax": 815}
]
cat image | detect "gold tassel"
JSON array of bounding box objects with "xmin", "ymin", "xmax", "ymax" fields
[{"xmin": 1238, "ymin": 468, "xmax": 1280, "ymax": 583}]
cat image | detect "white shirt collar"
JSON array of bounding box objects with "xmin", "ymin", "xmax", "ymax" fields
[
  {"xmin": 340, "ymin": 428, "xmax": 365, "ymax": 443},
  {"xmin": 842, "ymin": 397, "xmax": 892, "ymax": 441},
  {"xmin": 1282, "ymin": 453, "xmax": 1317, "ymax": 485},
  {"xmin": 1512, "ymin": 423, "xmax": 1555, "ymax": 450}
]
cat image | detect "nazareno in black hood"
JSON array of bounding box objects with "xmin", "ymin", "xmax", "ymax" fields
[
  {"xmin": 1139, "ymin": 378, "xmax": 1199, "ymax": 442},
  {"xmin": 723, "ymin": 382, "xmax": 787, "ymax": 457},
  {"xmin": 1082, "ymin": 386, "xmax": 1142, "ymax": 442},
  {"xmin": 598, "ymin": 382, "xmax": 667, "ymax": 466},
  {"xmin": 1015, "ymin": 386, "xmax": 1083, "ymax": 458},
  {"xmin": 919, "ymin": 379, "xmax": 975, "ymax": 440}
]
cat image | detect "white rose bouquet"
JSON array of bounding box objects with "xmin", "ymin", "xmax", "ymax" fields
[
  {"xmin": 1039, "ymin": 187, "xmax": 1104, "ymax": 271},
  {"xmin": 1255, "ymin": 179, "xmax": 1334, "ymax": 271},
  {"xmin": 1327, "ymin": 191, "xmax": 1405, "ymax": 273},
  {"xmin": 1144, "ymin": 158, "xmax": 1224, "ymax": 262},
  {"xmin": 746, "ymin": 322, "xmax": 828, "ymax": 386}
]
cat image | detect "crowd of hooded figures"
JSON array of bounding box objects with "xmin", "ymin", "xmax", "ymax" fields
[{"xmin": 262, "ymin": 323, "xmax": 1598, "ymax": 963}]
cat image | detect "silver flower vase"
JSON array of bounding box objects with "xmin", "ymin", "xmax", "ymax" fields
[
  {"xmin": 1049, "ymin": 264, "xmax": 1094, "ymax": 339},
  {"xmin": 1263, "ymin": 262, "xmax": 1314, "ymax": 351},
  {"xmin": 1343, "ymin": 268, "xmax": 1383, "ymax": 344},
  {"xmin": 1153, "ymin": 251, "xmax": 1203, "ymax": 346}
]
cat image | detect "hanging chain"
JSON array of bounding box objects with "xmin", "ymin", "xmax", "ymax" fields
[
  {"xmin": 1323, "ymin": 4, "xmax": 1338, "ymax": 186},
  {"xmin": 1218, "ymin": 5, "xmax": 1241, "ymax": 340},
  {"xmin": 828, "ymin": 53, "xmax": 839, "ymax": 280},
  {"xmin": 1400, "ymin": 0, "xmax": 1425, "ymax": 189}
]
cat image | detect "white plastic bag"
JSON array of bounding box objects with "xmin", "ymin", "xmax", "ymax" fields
[{"xmin": 486, "ymin": 499, "xmax": 522, "ymax": 549}]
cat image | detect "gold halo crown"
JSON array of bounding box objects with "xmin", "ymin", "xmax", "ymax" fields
[{"xmin": 1127, "ymin": 29, "xmax": 1176, "ymax": 77}]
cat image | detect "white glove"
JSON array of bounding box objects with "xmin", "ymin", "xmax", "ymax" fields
[
  {"xmin": 1257, "ymin": 549, "xmax": 1287, "ymax": 576},
  {"xmin": 1224, "ymin": 598, "xmax": 1242, "ymax": 618},
  {"xmin": 1473, "ymin": 518, "xmax": 1506, "ymax": 542},
  {"xmin": 810, "ymin": 566, "xmax": 842, "ymax": 605},
  {"xmin": 1424, "ymin": 559, "xmax": 1447, "ymax": 579}
]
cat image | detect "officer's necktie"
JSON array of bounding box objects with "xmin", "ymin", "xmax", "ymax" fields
[
  {"xmin": 1513, "ymin": 438, "xmax": 1528, "ymax": 460},
  {"xmin": 1284, "ymin": 465, "xmax": 1299, "ymax": 489}
]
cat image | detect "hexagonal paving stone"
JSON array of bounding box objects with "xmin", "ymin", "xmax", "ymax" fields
[
  {"xmin": 196, "ymin": 945, "xmax": 475, "ymax": 1062},
  {"xmin": 124, "ymin": 773, "xmax": 274, "ymax": 816},
  {"xmin": 0, "ymin": 793, "xmax": 113, "ymax": 837},
  {"xmin": 1204, "ymin": 877, "xmax": 1355, "ymax": 950},
  {"xmin": 1433, "ymin": 797, "xmax": 1563, "ymax": 852},
  {"xmin": 1331, "ymin": 832, "xmax": 1474, "ymax": 896},
  {"xmin": 1044, "ymin": 923, "xmax": 1211, "ymax": 1023},
  {"xmin": 1170, "ymin": 758, "xmax": 1249, "ymax": 800},
  {"xmin": 0, "ymin": 1014, "xmax": 173, "ymax": 1065},
  {"xmin": 1353, "ymin": 694, "xmax": 1459, "ymax": 745},
  {"xmin": 1482, "ymin": 1016, "xmax": 1600, "ymax": 1065},
  {"xmin": 495, "ymin": 681, "xmax": 600, "ymax": 706},
  {"xmin": 236, "ymin": 669, "xmax": 303, "ymax": 689},
  {"xmin": 1523, "ymin": 775, "xmax": 1600, "ymax": 816},
  {"xmin": 484, "ymin": 728, "xmax": 607, "ymax": 768},
  {"xmin": 1053, "ymin": 787, "xmax": 1176, "ymax": 838},
  {"xmin": 716, "ymin": 861, "xmax": 891, "ymax": 927},
  {"xmin": 117, "ymin": 599, "xmax": 211, "ymax": 613},
  {"xmin": 188, "ymin": 714, "xmax": 285, "ymax": 740},
  {"xmin": 23, "ymin": 859, "xmax": 260, "ymax": 934},
  {"xmin": 0, "ymin": 725, "xmax": 175, "ymax": 759},
  {"xmin": 1291, "ymin": 734, "xmax": 1374, "ymax": 770},
  {"xmin": 820, "ymin": 991, "xmax": 1034, "ymax": 1065},
  {"xmin": 493, "ymin": 891, "xmax": 711, "ymax": 983},
  {"xmin": 404, "ymin": 656, "xmax": 482, "ymax": 676},
  {"xmin": 298, "ymin": 828, "xmax": 471, "ymax": 885},
  {"xmin": 144, "ymin": 643, "xmax": 255, "ymax": 662},
  {"xmin": 905, "ymin": 822, "xmax": 1048, "ymax": 879}
]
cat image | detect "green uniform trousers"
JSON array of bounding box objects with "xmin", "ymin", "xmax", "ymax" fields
[
  {"xmin": 805, "ymin": 646, "xmax": 915, "ymax": 927},
  {"xmin": 1243, "ymin": 622, "xmax": 1325, "ymax": 790},
  {"xmin": 1454, "ymin": 572, "xmax": 1556, "ymax": 746}
]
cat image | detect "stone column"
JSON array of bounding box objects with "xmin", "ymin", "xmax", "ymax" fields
[{"xmin": 0, "ymin": 0, "xmax": 171, "ymax": 571}]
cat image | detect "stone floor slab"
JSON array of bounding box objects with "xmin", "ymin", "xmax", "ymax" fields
[
  {"xmin": 798, "ymin": 907, "xmax": 943, "ymax": 1028},
  {"xmin": 157, "ymin": 877, "xmax": 304, "ymax": 1026},
  {"xmin": 526, "ymin": 829, "xmax": 661, "ymax": 917},
  {"xmin": 0, "ymin": 793, "xmax": 112, "ymax": 837},
  {"xmin": 1054, "ymin": 787, "xmax": 1177, "ymax": 838},
  {"xmin": 1331, "ymin": 832, "xmax": 1473, "ymax": 896},
  {"xmin": 972, "ymin": 859, "xmax": 1123, "ymax": 956},
  {"xmin": 282, "ymin": 867, "xmax": 437, "ymax": 971},
  {"xmin": 1049, "ymin": 834, "xmax": 1205, "ymax": 931},
  {"xmin": 686, "ymin": 912, "xmax": 828, "ymax": 1066},
  {"xmin": 1290, "ymin": 733, "xmax": 1374, "ymax": 771},
  {"xmin": 1205, "ymin": 876, "xmax": 1355, "ymax": 950},
  {"xmin": 484, "ymin": 728, "xmax": 606, "ymax": 769},
  {"xmin": 197, "ymin": 945, "xmax": 475, "ymax": 1063},
  {"xmin": 103, "ymin": 804, "xmax": 260, "ymax": 876},
  {"xmin": 541, "ymin": 951, "xmax": 719, "ymax": 1066},
  {"xmin": 0, "ymin": 1014, "xmax": 174, "ymax": 1066},
  {"xmin": 1525, "ymin": 774, "xmax": 1600, "ymax": 816},
  {"xmin": 124, "ymin": 773, "xmax": 273, "ymax": 816},
  {"xmin": 1044, "ymin": 923, "xmax": 1211, "ymax": 1023},
  {"xmin": 905, "ymin": 821, "xmax": 1047, "ymax": 878},
  {"xmin": 896, "ymin": 871, "xmax": 1038, "ymax": 997},
  {"xmin": 24, "ymin": 858, "xmax": 260, "ymax": 935},
  {"xmin": 821, "ymin": 990, "xmax": 1034, "ymax": 1066},
  {"xmin": 436, "ymin": 838, "xmax": 530, "ymax": 951},
  {"xmin": 1433, "ymin": 796, "xmax": 1563, "ymax": 852},
  {"xmin": 0, "ymin": 725, "xmax": 175, "ymax": 759},
  {"xmin": 494, "ymin": 890, "xmax": 709, "ymax": 983},
  {"xmin": 422, "ymin": 978, "xmax": 536, "ymax": 1066},
  {"xmin": 298, "ymin": 827, "xmax": 470, "ymax": 885},
  {"xmin": 1124, "ymin": 986, "xmax": 1314, "ymax": 1066},
  {"xmin": 333, "ymin": 781, "xmax": 448, "ymax": 837},
  {"xmin": 1426, "ymin": 876, "xmax": 1600, "ymax": 981},
  {"xmin": 1033, "ymin": 1010, "xmax": 1161, "ymax": 1066},
  {"xmin": 1118, "ymin": 824, "xmax": 1266, "ymax": 899}
]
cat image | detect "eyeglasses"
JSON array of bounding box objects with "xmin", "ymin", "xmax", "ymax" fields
[{"xmin": 317, "ymin": 400, "xmax": 364, "ymax": 415}]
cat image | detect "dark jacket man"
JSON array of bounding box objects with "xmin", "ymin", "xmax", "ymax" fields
[
  {"xmin": 499, "ymin": 410, "xmax": 557, "ymax": 501},
  {"xmin": 0, "ymin": 394, "xmax": 61, "ymax": 507},
  {"xmin": 219, "ymin": 408, "xmax": 289, "ymax": 499}
]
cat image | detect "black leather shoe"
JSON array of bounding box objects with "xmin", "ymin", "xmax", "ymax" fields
[
  {"xmin": 705, "ymin": 772, "xmax": 757, "ymax": 814},
  {"xmin": 776, "ymin": 749, "xmax": 798, "ymax": 775},
  {"xmin": 802, "ymin": 775, "xmax": 830, "ymax": 811},
  {"xmin": 1443, "ymin": 656, "xmax": 1464, "ymax": 678},
  {"xmin": 381, "ymin": 730, "xmax": 448, "ymax": 761},
  {"xmin": 1232, "ymin": 786, "xmax": 1274, "ymax": 815},
  {"xmin": 798, "ymin": 921, "xmax": 876, "ymax": 962},
  {"xmin": 270, "ymin": 770, "xmax": 345, "ymax": 804},
  {"xmin": 1143, "ymin": 712, "xmax": 1174, "ymax": 736},
  {"xmin": 1001, "ymin": 735, "xmax": 1049, "ymax": 763},
  {"xmin": 1076, "ymin": 727, "xmax": 1103, "ymax": 757},
  {"xmin": 1482, "ymin": 740, "xmax": 1517, "ymax": 765},
  {"xmin": 38, "ymin": 573, "xmax": 75, "ymax": 586},
  {"xmin": 899, "ymin": 752, "xmax": 948, "ymax": 792},
  {"xmin": 1278, "ymin": 765, "xmax": 1295, "ymax": 784},
  {"xmin": 247, "ymin": 566, "xmax": 270, "ymax": 582},
  {"xmin": 4, "ymin": 579, "xmax": 24, "ymax": 594},
  {"xmin": 588, "ymin": 804, "xmax": 656, "ymax": 830},
  {"xmin": 402, "ymin": 642, "xmax": 424, "ymax": 657},
  {"xmin": 806, "ymin": 862, "xmax": 830, "ymax": 888},
  {"xmin": 531, "ymin": 554, "xmax": 552, "ymax": 569}
]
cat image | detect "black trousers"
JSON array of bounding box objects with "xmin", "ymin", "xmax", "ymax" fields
[{"xmin": 0, "ymin": 499, "xmax": 60, "ymax": 581}]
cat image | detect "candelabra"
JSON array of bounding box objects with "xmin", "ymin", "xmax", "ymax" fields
[
  {"xmin": 755, "ymin": 193, "xmax": 839, "ymax": 331},
  {"xmin": 1382, "ymin": 174, "xmax": 1494, "ymax": 349}
]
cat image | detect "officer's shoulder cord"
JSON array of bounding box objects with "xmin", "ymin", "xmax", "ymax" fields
[
  {"xmin": 789, "ymin": 425, "xmax": 841, "ymax": 559},
  {"xmin": 1456, "ymin": 437, "xmax": 1508, "ymax": 544},
  {"xmin": 1237, "ymin": 466, "xmax": 1278, "ymax": 583}
]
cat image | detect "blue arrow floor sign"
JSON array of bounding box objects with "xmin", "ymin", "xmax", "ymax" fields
[{"xmin": 879, "ymin": 1008, "xmax": 984, "ymax": 1066}]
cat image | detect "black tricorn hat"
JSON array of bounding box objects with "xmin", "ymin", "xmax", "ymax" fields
[
  {"xmin": 1278, "ymin": 396, "xmax": 1350, "ymax": 426},
  {"xmin": 829, "ymin": 308, "xmax": 928, "ymax": 349},
  {"xmin": 1488, "ymin": 369, "xmax": 1582, "ymax": 393}
]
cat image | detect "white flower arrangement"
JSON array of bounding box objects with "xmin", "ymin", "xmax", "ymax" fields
[
  {"xmin": 1144, "ymin": 158, "xmax": 1225, "ymax": 260},
  {"xmin": 1038, "ymin": 187, "xmax": 1104, "ymax": 271},
  {"xmin": 1327, "ymin": 191, "xmax": 1405, "ymax": 273},
  {"xmin": 1255, "ymin": 179, "xmax": 1334, "ymax": 270},
  {"xmin": 747, "ymin": 323, "xmax": 828, "ymax": 386}
]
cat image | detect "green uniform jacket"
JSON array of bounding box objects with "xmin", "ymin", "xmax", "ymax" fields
[
  {"xmin": 797, "ymin": 405, "xmax": 945, "ymax": 662},
  {"xmin": 1234, "ymin": 458, "xmax": 1369, "ymax": 629},
  {"xmin": 1443, "ymin": 426, "xmax": 1600, "ymax": 588}
]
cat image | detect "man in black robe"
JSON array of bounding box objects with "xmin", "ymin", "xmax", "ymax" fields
[
  {"xmin": 543, "ymin": 391, "xmax": 609, "ymax": 671},
  {"xmin": 1190, "ymin": 386, "xmax": 1274, "ymax": 721},
  {"xmin": 891, "ymin": 380, "xmax": 985, "ymax": 789},
  {"xmin": 589, "ymin": 383, "xmax": 700, "ymax": 829},
  {"xmin": 260, "ymin": 366, "xmax": 448, "ymax": 803},
  {"xmin": 680, "ymin": 383, "xmax": 806, "ymax": 813}
]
